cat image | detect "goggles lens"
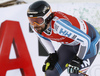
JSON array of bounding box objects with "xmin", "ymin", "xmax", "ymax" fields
[{"xmin": 28, "ymin": 17, "xmax": 44, "ymax": 25}]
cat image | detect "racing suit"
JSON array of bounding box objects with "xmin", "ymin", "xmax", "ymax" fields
[{"xmin": 33, "ymin": 11, "xmax": 100, "ymax": 76}]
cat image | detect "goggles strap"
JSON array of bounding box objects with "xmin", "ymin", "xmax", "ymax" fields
[
  {"xmin": 43, "ymin": 8, "xmax": 52, "ymax": 20},
  {"xmin": 43, "ymin": 13, "xmax": 54, "ymax": 31}
]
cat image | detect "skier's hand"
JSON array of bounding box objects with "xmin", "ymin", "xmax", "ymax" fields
[
  {"xmin": 42, "ymin": 51, "xmax": 58, "ymax": 72},
  {"xmin": 67, "ymin": 56, "xmax": 83, "ymax": 74}
]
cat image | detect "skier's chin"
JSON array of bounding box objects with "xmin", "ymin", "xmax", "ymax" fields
[
  {"xmin": 36, "ymin": 27, "xmax": 45, "ymax": 34},
  {"xmin": 37, "ymin": 30, "xmax": 43, "ymax": 34}
]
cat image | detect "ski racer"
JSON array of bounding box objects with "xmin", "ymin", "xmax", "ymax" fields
[{"xmin": 27, "ymin": 1, "xmax": 100, "ymax": 76}]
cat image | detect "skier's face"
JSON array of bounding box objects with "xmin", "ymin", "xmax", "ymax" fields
[
  {"xmin": 28, "ymin": 17, "xmax": 46, "ymax": 34},
  {"xmin": 33, "ymin": 22, "xmax": 46, "ymax": 34}
]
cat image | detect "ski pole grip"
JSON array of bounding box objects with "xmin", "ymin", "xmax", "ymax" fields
[
  {"xmin": 65, "ymin": 63, "xmax": 69, "ymax": 67},
  {"xmin": 45, "ymin": 62, "xmax": 50, "ymax": 71}
]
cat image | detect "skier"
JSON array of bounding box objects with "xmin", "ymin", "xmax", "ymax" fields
[{"xmin": 27, "ymin": 1, "xmax": 100, "ymax": 76}]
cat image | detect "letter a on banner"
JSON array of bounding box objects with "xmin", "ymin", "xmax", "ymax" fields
[{"xmin": 0, "ymin": 20, "xmax": 36, "ymax": 76}]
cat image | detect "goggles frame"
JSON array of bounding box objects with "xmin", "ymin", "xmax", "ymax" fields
[
  {"xmin": 28, "ymin": 8, "xmax": 52, "ymax": 26},
  {"xmin": 28, "ymin": 17, "xmax": 45, "ymax": 26}
]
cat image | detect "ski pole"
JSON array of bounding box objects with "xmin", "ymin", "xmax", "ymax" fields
[{"xmin": 65, "ymin": 64, "xmax": 88, "ymax": 76}]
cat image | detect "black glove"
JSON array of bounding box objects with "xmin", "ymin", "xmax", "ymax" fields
[
  {"xmin": 67, "ymin": 56, "xmax": 83, "ymax": 74},
  {"xmin": 42, "ymin": 51, "xmax": 58, "ymax": 72}
]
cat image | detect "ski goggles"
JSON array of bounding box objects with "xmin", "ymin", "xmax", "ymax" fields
[
  {"xmin": 28, "ymin": 8, "xmax": 52, "ymax": 26},
  {"xmin": 28, "ymin": 17, "xmax": 45, "ymax": 26}
]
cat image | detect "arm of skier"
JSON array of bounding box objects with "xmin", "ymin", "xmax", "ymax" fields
[
  {"xmin": 55, "ymin": 19, "xmax": 91, "ymax": 73},
  {"xmin": 38, "ymin": 33, "xmax": 55, "ymax": 54},
  {"xmin": 67, "ymin": 26, "xmax": 91, "ymax": 74},
  {"xmin": 37, "ymin": 33, "xmax": 58, "ymax": 72}
]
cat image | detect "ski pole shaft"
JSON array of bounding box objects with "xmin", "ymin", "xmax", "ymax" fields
[{"xmin": 79, "ymin": 70, "xmax": 88, "ymax": 76}]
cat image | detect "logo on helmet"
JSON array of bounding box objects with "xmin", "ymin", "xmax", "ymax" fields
[{"xmin": 43, "ymin": 6, "xmax": 49, "ymax": 13}]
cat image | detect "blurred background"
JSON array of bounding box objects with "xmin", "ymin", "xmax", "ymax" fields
[{"xmin": 0, "ymin": 0, "xmax": 100, "ymax": 7}]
